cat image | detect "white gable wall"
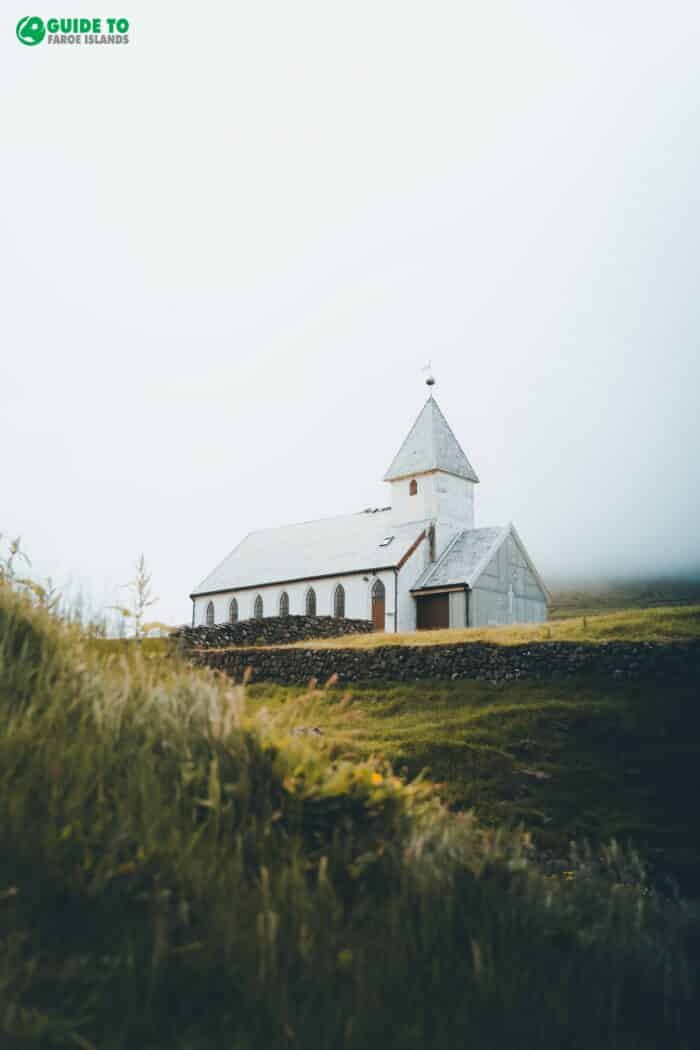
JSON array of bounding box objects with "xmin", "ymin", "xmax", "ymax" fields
[
  {"xmin": 193, "ymin": 568, "xmax": 395, "ymax": 629},
  {"xmin": 433, "ymin": 472, "xmax": 475, "ymax": 551},
  {"xmin": 389, "ymin": 471, "xmax": 475, "ymax": 563},
  {"xmin": 390, "ymin": 473, "xmax": 434, "ymax": 527},
  {"xmin": 469, "ymin": 533, "xmax": 547, "ymax": 627},
  {"xmin": 395, "ymin": 531, "xmax": 431, "ymax": 632}
]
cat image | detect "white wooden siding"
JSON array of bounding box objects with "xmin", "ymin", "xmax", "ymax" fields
[
  {"xmin": 469, "ymin": 534, "xmax": 547, "ymax": 627},
  {"xmin": 194, "ymin": 569, "xmax": 395, "ymax": 628},
  {"xmin": 449, "ymin": 589, "xmax": 467, "ymax": 628}
]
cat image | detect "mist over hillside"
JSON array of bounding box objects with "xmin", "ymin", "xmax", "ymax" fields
[{"xmin": 547, "ymin": 574, "xmax": 700, "ymax": 618}]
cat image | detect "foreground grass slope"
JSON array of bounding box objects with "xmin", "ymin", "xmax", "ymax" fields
[
  {"xmin": 275, "ymin": 605, "xmax": 700, "ymax": 650},
  {"xmin": 0, "ymin": 587, "xmax": 698, "ymax": 1049},
  {"xmin": 249, "ymin": 675, "xmax": 700, "ymax": 892}
]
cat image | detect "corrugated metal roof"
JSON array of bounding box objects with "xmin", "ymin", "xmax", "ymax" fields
[
  {"xmin": 383, "ymin": 396, "xmax": 479, "ymax": 483},
  {"xmin": 191, "ymin": 510, "xmax": 430, "ymax": 596},
  {"xmin": 411, "ymin": 526, "xmax": 505, "ymax": 591}
]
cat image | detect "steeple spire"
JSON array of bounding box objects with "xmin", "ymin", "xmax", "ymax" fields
[{"xmin": 383, "ymin": 396, "xmax": 479, "ymax": 483}]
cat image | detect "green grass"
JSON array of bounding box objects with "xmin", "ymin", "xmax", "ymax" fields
[
  {"xmin": 248, "ymin": 675, "xmax": 700, "ymax": 892},
  {"xmin": 0, "ymin": 584, "xmax": 698, "ymax": 1049},
  {"xmin": 263, "ymin": 605, "xmax": 700, "ymax": 650}
]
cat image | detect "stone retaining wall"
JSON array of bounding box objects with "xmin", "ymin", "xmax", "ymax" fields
[
  {"xmin": 188, "ymin": 639, "xmax": 700, "ymax": 684},
  {"xmin": 173, "ymin": 615, "xmax": 374, "ymax": 650}
]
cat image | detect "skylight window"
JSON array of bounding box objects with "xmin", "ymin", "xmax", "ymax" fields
[{"xmin": 378, "ymin": 535, "xmax": 394, "ymax": 547}]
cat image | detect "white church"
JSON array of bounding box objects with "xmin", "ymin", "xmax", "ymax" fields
[{"xmin": 190, "ymin": 385, "xmax": 549, "ymax": 632}]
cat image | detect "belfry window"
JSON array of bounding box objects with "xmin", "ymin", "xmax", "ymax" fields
[
  {"xmin": 253, "ymin": 594, "xmax": 263, "ymax": 619},
  {"xmin": 229, "ymin": 597, "xmax": 238, "ymax": 623},
  {"xmin": 205, "ymin": 601, "xmax": 214, "ymax": 626},
  {"xmin": 279, "ymin": 591, "xmax": 289, "ymax": 617},
  {"xmin": 409, "ymin": 479, "xmax": 418, "ymax": 496},
  {"xmin": 333, "ymin": 583, "xmax": 345, "ymax": 619}
]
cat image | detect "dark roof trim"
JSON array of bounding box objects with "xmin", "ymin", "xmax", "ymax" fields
[
  {"xmin": 396, "ymin": 530, "xmax": 427, "ymax": 571},
  {"xmin": 411, "ymin": 584, "xmax": 468, "ymax": 596},
  {"xmin": 190, "ymin": 565, "xmax": 395, "ymax": 600},
  {"xmin": 389, "ymin": 468, "xmax": 479, "ymax": 484}
]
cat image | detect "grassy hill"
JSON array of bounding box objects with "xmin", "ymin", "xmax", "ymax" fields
[{"xmin": 0, "ymin": 584, "xmax": 698, "ymax": 1049}]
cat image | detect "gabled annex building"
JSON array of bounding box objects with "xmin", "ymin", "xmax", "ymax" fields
[{"xmin": 190, "ymin": 388, "xmax": 549, "ymax": 631}]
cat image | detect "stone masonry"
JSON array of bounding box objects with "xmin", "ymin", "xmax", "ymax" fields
[
  {"xmin": 183, "ymin": 637, "xmax": 700, "ymax": 685},
  {"xmin": 173, "ymin": 615, "xmax": 374, "ymax": 650}
]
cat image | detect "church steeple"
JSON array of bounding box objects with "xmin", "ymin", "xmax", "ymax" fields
[
  {"xmin": 383, "ymin": 396, "xmax": 479, "ymax": 484},
  {"xmin": 384, "ymin": 394, "xmax": 479, "ymax": 544}
]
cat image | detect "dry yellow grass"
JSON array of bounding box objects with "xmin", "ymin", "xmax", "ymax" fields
[{"xmin": 276, "ymin": 605, "xmax": 700, "ymax": 650}]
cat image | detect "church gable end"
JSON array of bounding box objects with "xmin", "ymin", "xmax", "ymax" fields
[{"xmin": 469, "ymin": 526, "xmax": 548, "ymax": 628}]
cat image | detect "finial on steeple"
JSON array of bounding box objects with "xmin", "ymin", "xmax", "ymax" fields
[{"xmin": 422, "ymin": 360, "xmax": 436, "ymax": 393}]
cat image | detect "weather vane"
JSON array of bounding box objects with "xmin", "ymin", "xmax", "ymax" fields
[{"xmin": 422, "ymin": 360, "xmax": 436, "ymax": 390}]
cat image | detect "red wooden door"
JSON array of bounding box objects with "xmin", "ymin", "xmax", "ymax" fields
[{"xmin": 371, "ymin": 579, "xmax": 386, "ymax": 631}]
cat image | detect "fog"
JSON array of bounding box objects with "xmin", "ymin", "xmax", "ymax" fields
[{"xmin": 2, "ymin": 1, "xmax": 699, "ymax": 625}]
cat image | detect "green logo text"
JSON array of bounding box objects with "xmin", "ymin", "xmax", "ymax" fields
[{"xmin": 15, "ymin": 15, "xmax": 130, "ymax": 46}]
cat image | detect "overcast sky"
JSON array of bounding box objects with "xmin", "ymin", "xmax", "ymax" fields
[{"xmin": 2, "ymin": 1, "xmax": 699, "ymax": 626}]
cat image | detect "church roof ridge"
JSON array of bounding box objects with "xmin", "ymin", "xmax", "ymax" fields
[
  {"xmin": 251, "ymin": 506, "xmax": 391, "ymax": 534},
  {"xmin": 383, "ymin": 396, "xmax": 479, "ymax": 483}
]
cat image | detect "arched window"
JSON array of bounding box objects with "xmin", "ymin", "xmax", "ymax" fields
[
  {"xmin": 371, "ymin": 578, "xmax": 386, "ymax": 631},
  {"xmin": 409, "ymin": 478, "xmax": 418, "ymax": 496},
  {"xmin": 253, "ymin": 594, "xmax": 263, "ymax": 619},
  {"xmin": 279, "ymin": 591, "xmax": 289, "ymax": 617},
  {"xmin": 229, "ymin": 597, "xmax": 238, "ymax": 623},
  {"xmin": 305, "ymin": 587, "xmax": 316, "ymax": 616},
  {"xmin": 205, "ymin": 601, "xmax": 214, "ymax": 626},
  {"xmin": 333, "ymin": 583, "xmax": 345, "ymax": 619}
]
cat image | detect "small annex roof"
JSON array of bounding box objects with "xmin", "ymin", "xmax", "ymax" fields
[
  {"xmin": 411, "ymin": 526, "xmax": 504, "ymax": 592},
  {"xmin": 411, "ymin": 523, "xmax": 550, "ymax": 600},
  {"xmin": 383, "ymin": 396, "xmax": 479, "ymax": 483},
  {"xmin": 191, "ymin": 509, "xmax": 429, "ymax": 597}
]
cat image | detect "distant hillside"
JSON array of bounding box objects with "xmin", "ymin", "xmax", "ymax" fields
[{"xmin": 548, "ymin": 577, "xmax": 700, "ymax": 619}]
